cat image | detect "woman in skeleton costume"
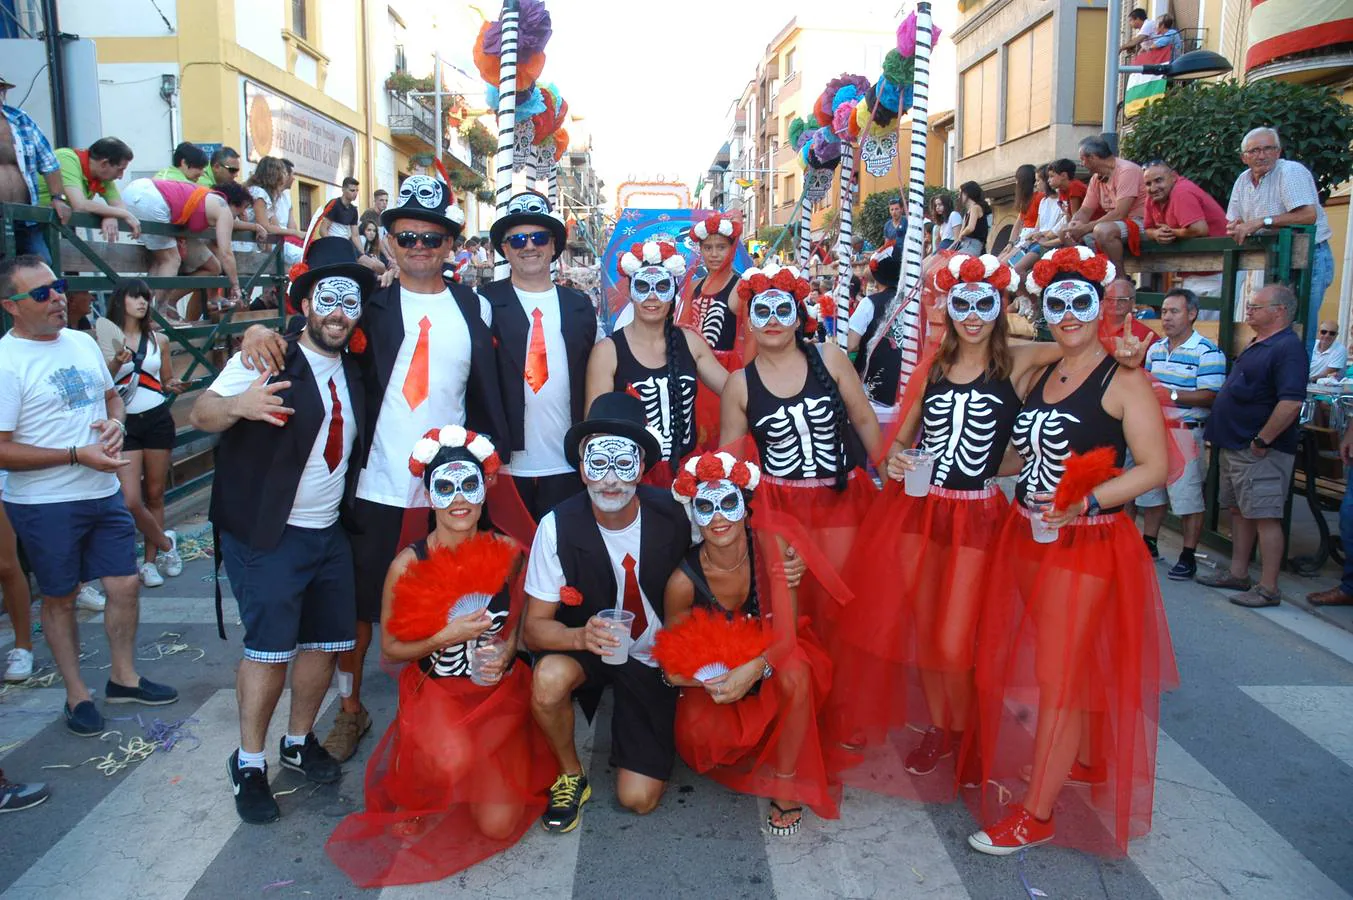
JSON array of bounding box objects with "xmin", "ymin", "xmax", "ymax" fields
[
  {"xmin": 835, "ymin": 253, "xmax": 1072, "ymax": 799},
  {"xmin": 681, "ymin": 213, "xmax": 744, "ymax": 364},
  {"xmin": 328, "ymin": 429, "xmax": 555, "ymax": 887},
  {"xmin": 719, "ymin": 262, "xmax": 880, "ymax": 636},
  {"xmin": 659, "ymin": 453, "xmax": 838, "ymax": 837},
  {"xmin": 967, "ymin": 248, "xmax": 1177, "ymax": 858},
  {"xmin": 585, "ymin": 240, "xmax": 730, "ymax": 486}
]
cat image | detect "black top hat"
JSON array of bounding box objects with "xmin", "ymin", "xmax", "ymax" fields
[
  {"xmin": 869, "ymin": 241, "xmax": 901, "ymax": 289},
  {"xmin": 380, "ymin": 173, "xmax": 466, "ymax": 235},
  {"xmin": 490, "ymin": 190, "xmax": 568, "ymax": 261},
  {"xmin": 563, "ymin": 392, "xmax": 663, "ymax": 474},
  {"xmin": 288, "ymin": 236, "xmax": 376, "ymax": 306}
]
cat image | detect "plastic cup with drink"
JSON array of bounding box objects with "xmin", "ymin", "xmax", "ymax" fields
[
  {"xmin": 596, "ymin": 608, "xmax": 635, "ymax": 665},
  {"xmin": 900, "ymin": 448, "xmax": 936, "ymax": 497},
  {"xmin": 1028, "ymin": 490, "xmax": 1061, "ymax": 544},
  {"xmin": 468, "ymin": 633, "xmax": 507, "ymax": 686}
]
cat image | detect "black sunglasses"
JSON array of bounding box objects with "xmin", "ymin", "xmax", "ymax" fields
[
  {"xmin": 7, "ymin": 278, "xmax": 67, "ymax": 303},
  {"xmin": 1320, "ymin": 329, "xmax": 1338, "ymax": 335},
  {"xmin": 223, "ymin": 165, "xmax": 241, "ymax": 173},
  {"xmin": 394, "ymin": 231, "xmax": 448, "ymax": 249},
  {"xmin": 505, "ymin": 230, "xmax": 553, "ymax": 250}
]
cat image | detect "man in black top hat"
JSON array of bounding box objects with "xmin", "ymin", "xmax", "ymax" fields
[
  {"xmin": 238, "ymin": 174, "xmax": 508, "ymax": 763},
  {"xmin": 191, "ymin": 236, "xmax": 372, "ymax": 824},
  {"xmin": 481, "ymin": 190, "xmax": 598, "ymax": 520}
]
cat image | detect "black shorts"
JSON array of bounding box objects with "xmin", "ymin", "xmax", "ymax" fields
[
  {"xmin": 541, "ymin": 650, "xmax": 677, "ymax": 782},
  {"xmin": 349, "ymin": 498, "xmax": 432, "ymax": 624},
  {"xmin": 124, "ymin": 403, "xmax": 175, "ymax": 452},
  {"xmin": 219, "ymin": 523, "xmax": 356, "ymax": 663},
  {"xmin": 509, "ymin": 472, "xmax": 584, "ymax": 522}
]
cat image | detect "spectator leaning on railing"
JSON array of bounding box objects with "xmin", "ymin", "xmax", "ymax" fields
[
  {"xmin": 154, "ymin": 142, "xmax": 209, "ymax": 183},
  {"xmin": 36, "ymin": 137, "xmax": 142, "ymax": 244},
  {"xmin": 1142, "ymin": 158, "xmax": 1229, "ymax": 311},
  {"xmin": 1059, "ymin": 136, "xmax": 1147, "ymax": 272},
  {"xmin": 0, "ymin": 72, "xmax": 73, "ymax": 264}
]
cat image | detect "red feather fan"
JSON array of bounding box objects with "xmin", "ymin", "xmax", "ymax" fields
[
  {"xmin": 652, "ymin": 608, "xmax": 770, "ymax": 682},
  {"xmin": 387, "ymin": 534, "xmax": 520, "ymax": 641},
  {"xmin": 1052, "ymin": 447, "xmax": 1122, "ymax": 512}
]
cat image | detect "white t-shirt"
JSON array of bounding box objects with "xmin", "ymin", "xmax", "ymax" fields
[
  {"xmin": 275, "ymin": 191, "xmax": 294, "ymax": 230},
  {"xmin": 356, "ymin": 287, "xmax": 488, "ymax": 508},
  {"xmin": 0, "ymin": 329, "xmax": 120, "ymax": 504},
  {"xmin": 207, "ymin": 345, "xmax": 355, "ymax": 528},
  {"xmin": 1310, "ymin": 342, "xmax": 1348, "ymax": 379},
  {"xmin": 524, "ymin": 509, "xmax": 661, "ymax": 667},
  {"xmin": 502, "ymin": 286, "xmax": 574, "ymax": 477},
  {"xmin": 848, "ymin": 296, "xmax": 876, "ymax": 336},
  {"xmin": 115, "ymin": 331, "xmax": 170, "ymax": 415},
  {"xmin": 938, "ymin": 210, "xmax": 964, "ymax": 242}
]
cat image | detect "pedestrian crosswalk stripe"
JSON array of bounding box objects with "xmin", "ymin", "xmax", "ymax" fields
[
  {"xmin": 1239, "ymin": 686, "xmax": 1353, "ymax": 769},
  {"xmin": 88, "ymin": 597, "xmax": 235, "ymax": 627},
  {"xmin": 0, "ymin": 687, "xmax": 64, "ymax": 762},
  {"xmin": 1252, "ymin": 605, "xmax": 1353, "ymax": 667},
  {"xmin": 1132, "ymin": 731, "xmax": 1352, "ymax": 900}
]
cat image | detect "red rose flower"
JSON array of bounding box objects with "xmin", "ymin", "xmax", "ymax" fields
[
  {"xmin": 1051, "ymin": 247, "xmax": 1082, "ymax": 269},
  {"xmin": 818, "ymin": 294, "xmax": 837, "ymax": 318},
  {"xmin": 934, "ymin": 268, "xmax": 958, "ymax": 292},
  {"xmin": 958, "ymin": 256, "xmax": 986, "ymax": 283},
  {"xmin": 988, "ymin": 265, "xmax": 1011, "ymax": 292},
  {"xmin": 421, "ymin": 427, "xmax": 441, "ymax": 441},
  {"xmin": 409, "ymin": 458, "xmax": 427, "ymax": 478},
  {"xmin": 771, "ymin": 269, "xmax": 797, "ymax": 292},
  {"xmin": 729, "ymin": 461, "xmax": 751, "ymax": 487},
  {"xmin": 560, "ymin": 586, "xmax": 583, "ymax": 607},
  {"xmin": 793, "ymin": 281, "xmax": 811, "ymax": 301},
  {"xmin": 695, "ymin": 454, "xmax": 726, "ymax": 482},
  {"xmin": 748, "ymin": 273, "xmax": 771, "ymax": 295},
  {"xmin": 288, "ymin": 261, "xmax": 309, "ymax": 282},
  {"xmin": 1031, "ymin": 259, "xmax": 1059, "ymax": 289},
  {"xmin": 1080, "ymin": 256, "xmax": 1108, "ymax": 282},
  {"xmin": 673, "ymin": 470, "xmax": 698, "ymax": 498},
  {"xmin": 348, "ymin": 327, "xmax": 368, "ymax": 355},
  {"xmin": 482, "ymin": 452, "xmax": 502, "ymax": 475}
]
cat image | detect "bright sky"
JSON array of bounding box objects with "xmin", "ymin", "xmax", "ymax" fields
[{"xmin": 516, "ymin": 0, "xmax": 958, "ymax": 207}]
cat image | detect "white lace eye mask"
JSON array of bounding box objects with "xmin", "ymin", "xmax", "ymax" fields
[
  {"xmin": 1043, "ymin": 279, "xmax": 1101, "ymax": 324},
  {"xmin": 582, "ymin": 436, "xmax": 642, "ymax": 484},
  {"xmin": 507, "ymin": 192, "xmax": 551, "ymax": 215},
  {"xmin": 630, "ymin": 264, "xmax": 676, "ymax": 303},
  {"xmin": 947, "ymin": 282, "xmax": 1002, "ymax": 323},
  {"xmin": 312, "ymin": 276, "xmax": 362, "ymax": 320},
  {"xmin": 398, "ymin": 174, "xmax": 445, "ymax": 210},
  {"xmin": 428, "ymin": 460, "xmax": 485, "ymax": 508},
  {"xmin": 749, "ymin": 290, "xmax": 798, "ymax": 329},
  {"xmin": 692, "ymin": 479, "xmax": 745, "ymax": 527}
]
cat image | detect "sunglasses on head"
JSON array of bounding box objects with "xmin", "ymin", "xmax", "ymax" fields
[
  {"xmin": 7, "ymin": 278, "xmax": 67, "ymax": 303},
  {"xmin": 506, "ymin": 230, "xmax": 553, "ymax": 250},
  {"xmin": 394, "ymin": 231, "xmax": 448, "ymax": 249}
]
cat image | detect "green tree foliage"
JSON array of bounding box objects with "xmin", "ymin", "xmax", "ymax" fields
[{"xmin": 1121, "ymin": 80, "xmax": 1353, "ymax": 203}]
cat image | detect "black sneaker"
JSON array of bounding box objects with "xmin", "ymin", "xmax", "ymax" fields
[
  {"xmin": 1167, "ymin": 558, "xmax": 1197, "ymax": 581},
  {"xmin": 64, "ymin": 700, "xmax": 104, "ymax": 737},
  {"xmin": 278, "ymin": 734, "xmax": 341, "ymax": 784},
  {"xmin": 541, "ymin": 772, "xmax": 591, "ymax": 833},
  {"xmin": 1143, "ymin": 537, "xmax": 1160, "ymax": 559},
  {"xmin": 105, "ymin": 677, "xmax": 178, "ymax": 706},
  {"xmin": 0, "ymin": 771, "xmax": 50, "ymax": 812},
  {"xmin": 228, "ymin": 751, "xmax": 279, "ymax": 824}
]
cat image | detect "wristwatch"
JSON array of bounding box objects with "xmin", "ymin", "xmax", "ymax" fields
[
  {"xmin": 1252, "ymin": 435, "xmax": 1270, "ymax": 449},
  {"xmin": 760, "ymin": 657, "xmax": 774, "ymax": 680},
  {"xmin": 1085, "ymin": 492, "xmax": 1102, "ymax": 516},
  {"xmin": 51, "ymin": 193, "xmax": 69, "ymax": 205},
  {"xmin": 1262, "ymin": 216, "xmax": 1274, "ymax": 228}
]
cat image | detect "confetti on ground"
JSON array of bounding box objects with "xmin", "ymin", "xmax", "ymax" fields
[
  {"xmin": 262, "ymin": 879, "xmax": 295, "ymax": 892},
  {"xmin": 39, "ymin": 715, "xmax": 200, "ymax": 776},
  {"xmin": 137, "ymin": 631, "xmax": 206, "ymax": 662}
]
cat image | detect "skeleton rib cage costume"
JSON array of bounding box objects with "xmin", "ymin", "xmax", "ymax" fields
[{"xmin": 611, "ymin": 329, "xmax": 697, "ymax": 463}]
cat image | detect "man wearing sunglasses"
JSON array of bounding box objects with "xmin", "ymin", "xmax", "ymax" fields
[
  {"xmin": 1309, "ymin": 320, "xmax": 1347, "ymax": 383},
  {"xmin": 240, "ymin": 172, "xmax": 507, "ymax": 764},
  {"xmin": 198, "ymin": 146, "xmax": 242, "ymax": 188},
  {"xmin": 482, "ymin": 190, "xmax": 599, "ymax": 520},
  {"xmin": 0, "ymin": 256, "xmax": 179, "ymax": 739}
]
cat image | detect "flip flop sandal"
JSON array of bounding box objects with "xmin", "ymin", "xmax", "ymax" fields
[{"xmin": 767, "ymin": 802, "xmax": 803, "ymax": 836}]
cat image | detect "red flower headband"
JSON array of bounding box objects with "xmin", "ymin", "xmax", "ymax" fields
[
  {"xmin": 408, "ymin": 425, "xmax": 502, "ymax": 479},
  {"xmin": 735, "ymin": 262, "xmax": 813, "ymax": 303},
  {"xmin": 1024, "ymin": 246, "xmax": 1116, "ymax": 296},
  {"xmin": 933, "ymin": 253, "xmax": 1015, "ymax": 294},
  {"xmin": 691, "ymin": 213, "xmax": 742, "ymax": 245},
  {"xmin": 671, "ymin": 452, "xmax": 761, "ymax": 503},
  {"xmin": 617, "ymin": 239, "xmax": 688, "ymax": 279}
]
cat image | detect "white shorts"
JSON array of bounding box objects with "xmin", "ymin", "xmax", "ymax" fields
[
  {"xmin": 1136, "ymin": 425, "xmax": 1207, "ymax": 515},
  {"xmin": 122, "ymin": 179, "xmax": 178, "ymax": 251}
]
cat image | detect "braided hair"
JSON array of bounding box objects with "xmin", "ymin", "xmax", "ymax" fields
[
  {"xmin": 662, "ymin": 307, "xmax": 689, "ymax": 465},
  {"xmin": 742, "ymin": 494, "xmax": 762, "ymax": 619},
  {"xmin": 795, "ymin": 312, "xmax": 850, "ymax": 492}
]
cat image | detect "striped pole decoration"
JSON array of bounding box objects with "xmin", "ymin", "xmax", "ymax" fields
[
  {"xmin": 832, "ymin": 145, "xmax": 858, "ymax": 347},
  {"xmin": 548, "ymin": 161, "xmax": 560, "ymax": 276},
  {"xmin": 796, "ymin": 185, "xmax": 813, "ymax": 270},
  {"xmin": 881, "ymin": 2, "xmax": 934, "ymax": 393},
  {"xmin": 492, "ymin": 0, "xmax": 521, "ymax": 282}
]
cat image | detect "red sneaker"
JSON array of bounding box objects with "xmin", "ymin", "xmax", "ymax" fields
[
  {"xmin": 904, "ymin": 727, "xmax": 953, "ymax": 776},
  {"xmin": 1066, "ymin": 760, "xmax": 1107, "ymax": 786},
  {"xmin": 968, "ymin": 806, "xmax": 1055, "ymax": 856}
]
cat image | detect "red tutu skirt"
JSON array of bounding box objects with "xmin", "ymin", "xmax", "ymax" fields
[
  {"xmin": 326, "ymin": 663, "xmax": 556, "ymax": 887},
  {"xmin": 692, "ymin": 347, "xmax": 743, "ymax": 451},
  {"xmin": 676, "ymin": 620, "xmax": 840, "ymax": 819},
  {"xmin": 971, "ymin": 505, "xmax": 1179, "ymax": 856},
  {"xmin": 831, "ymin": 482, "xmax": 1008, "ymax": 801}
]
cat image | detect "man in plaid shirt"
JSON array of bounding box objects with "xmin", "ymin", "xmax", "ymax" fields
[{"xmin": 0, "ymin": 73, "xmax": 72, "ymax": 263}]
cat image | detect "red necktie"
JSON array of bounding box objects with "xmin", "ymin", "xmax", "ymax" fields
[
  {"xmin": 402, "ymin": 315, "xmax": 431, "ymax": 409},
  {"xmin": 621, "ymin": 554, "xmax": 647, "ymax": 638},
  {"xmin": 323, "ymin": 378, "xmax": 344, "ymax": 473},
  {"xmin": 525, "ymin": 307, "xmax": 549, "ymax": 393}
]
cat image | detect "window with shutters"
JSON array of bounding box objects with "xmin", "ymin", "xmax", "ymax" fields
[
  {"xmin": 1073, "ymin": 9, "xmax": 1108, "ymax": 124},
  {"xmin": 960, "ymin": 54, "xmax": 998, "ymax": 158},
  {"xmin": 1004, "ymin": 17, "xmax": 1054, "ymax": 141}
]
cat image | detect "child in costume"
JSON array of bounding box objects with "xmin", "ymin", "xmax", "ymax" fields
[{"xmin": 327, "ymin": 428, "xmax": 554, "ymax": 886}]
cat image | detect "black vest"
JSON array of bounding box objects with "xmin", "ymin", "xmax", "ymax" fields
[
  {"xmin": 853, "ymin": 289, "xmax": 903, "ymax": 408},
  {"xmin": 551, "ymin": 486, "xmax": 691, "ymax": 630},
  {"xmin": 480, "ymin": 277, "xmax": 596, "ymax": 453},
  {"xmin": 354, "ymin": 277, "xmax": 510, "ymax": 462},
  {"xmin": 209, "ymin": 337, "xmax": 366, "ymax": 551}
]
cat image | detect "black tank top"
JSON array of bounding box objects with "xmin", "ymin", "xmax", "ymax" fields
[
  {"xmin": 853, "ymin": 289, "xmax": 903, "ymax": 407},
  {"xmin": 678, "ymin": 544, "xmax": 761, "ymax": 620},
  {"xmin": 1012, "ymin": 355, "xmax": 1128, "ymax": 511},
  {"xmin": 612, "ymin": 328, "xmax": 698, "ymax": 462},
  {"xmin": 920, "ymin": 371, "xmax": 1022, "ymax": 490},
  {"xmin": 693, "ymin": 276, "xmax": 737, "ymax": 351},
  {"xmin": 408, "ymin": 538, "xmax": 513, "ymax": 679},
  {"xmin": 745, "ymin": 349, "xmax": 863, "ymax": 481},
  {"xmin": 968, "ymin": 208, "xmax": 990, "ymax": 248}
]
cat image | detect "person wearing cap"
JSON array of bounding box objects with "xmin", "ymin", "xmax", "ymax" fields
[
  {"xmin": 239, "ymin": 173, "xmax": 508, "ymax": 764},
  {"xmin": 191, "ymin": 236, "xmax": 373, "ymax": 825},
  {"xmin": 482, "ymin": 190, "xmax": 598, "ymax": 520},
  {"xmin": 0, "ymin": 72, "xmax": 72, "ymax": 264}
]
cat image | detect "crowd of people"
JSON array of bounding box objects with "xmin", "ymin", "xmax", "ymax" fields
[{"xmin": 0, "ymin": 57, "xmax": 1348, "ymax": 884}]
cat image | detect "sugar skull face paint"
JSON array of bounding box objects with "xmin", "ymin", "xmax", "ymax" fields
[
  {"xmin": 749, "ymin": 290, "xmax": 798, "ymax": 329},
  {"xmin": 1043, "ymin": 279, "xmax": 1100, "ymax": 325},
  {"xmin": 428, "ymin": 459, "xmax": 485, "ymax": 508},
  {"xmin": 692, "ymin": 479, "xmax": 745, "ymax": 527},
  {"xmin": 630, "ymin": 264, "xmax": 676, "ymax": 303},
  {"xmin": 312, "ymin": 276, "xmax": 363, "ymax": 320},
  {"xmin": 581, "ymin": 436, "xmax": 642, "ymax": 484},
  {"xmin": 947, "ymin": 282, "xmax": 1003, "ymax": 322}
]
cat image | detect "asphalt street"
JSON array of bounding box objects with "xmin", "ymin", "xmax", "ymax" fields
[{"xmin": 1, "ymin": 524, "xmax": 1351, "ymax": 900}]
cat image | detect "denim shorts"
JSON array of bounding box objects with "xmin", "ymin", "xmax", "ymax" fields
[{"xmin": 4, "ymin": 492, "xmax": 137, "ymax": 597}]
